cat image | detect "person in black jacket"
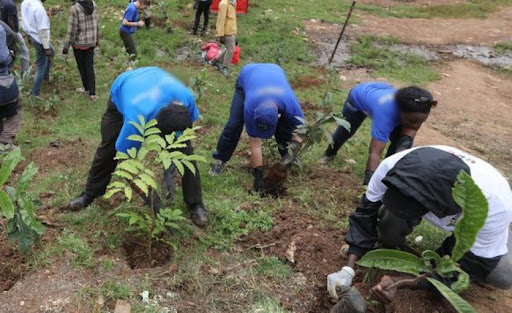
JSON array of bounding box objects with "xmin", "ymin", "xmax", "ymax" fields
[
  {"xmin": 327, "ymin": 145, "xmax": 512, "ymax": 303},
  {"xmin": 191, "ymin": 0, "xmax": 212, "ymax": 35}
]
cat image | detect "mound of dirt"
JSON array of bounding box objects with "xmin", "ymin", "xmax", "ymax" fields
[
  {"xmin": 0, "ymin": 237, "xmax": 25, "ymax": 292},
  {"xmin": 123, "ymin": 236, "xmax": 174, "ymax": 269},
  {"xmin": 29, "ymin": 139, "xmax": 91, "ymax": 175}
]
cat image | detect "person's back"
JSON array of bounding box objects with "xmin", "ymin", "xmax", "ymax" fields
[
  {"xmin": 110, "ymin": 67, "xmax": 199, "ymax": 152},
  {"xmin": 21, "ymin": 0, "xmax": 50, "ymax": 41}
]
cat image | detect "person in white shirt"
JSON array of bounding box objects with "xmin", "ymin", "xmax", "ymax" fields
[
  {"xmin": 327, "ymin": 145, "xmax": 512, "ymax": 303},
  {"xmin": 21, "ymin": 0, "xmax": 54, "ymax": 98}
]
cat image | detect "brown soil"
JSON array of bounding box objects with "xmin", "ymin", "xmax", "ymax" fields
[
  {"xmin": 291, "ymin": 75, "xmax": 325, "ymax": 90},
  {"xmin": 242, "ymin": 206, "xmax": 347, "ymax": 313},
  {"xmin": 424, "ymin": 60, "xmax": 512, "ymax": 179},
  {"xmin": 123, "ymin": 235, "xmax": 174, "ymax": 269},
  {"xmin": 263, "ymin": 163, "xmax": 288, "ymax": 197},
  {"xmin": 0, "ymin": 236, "xmax": 25, "ymax": 292},
  {"xmin": 353, "ymin": 7, "xmax": 512, "ymax": 45},
  {"xmin": 29, "ymin": 139, "xmax": 91, "ymax": 176}
]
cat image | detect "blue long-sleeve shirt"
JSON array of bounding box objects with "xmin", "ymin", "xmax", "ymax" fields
[
  {"xmin": 110, "ymin": 67, "xmax": 200, "ymax": 153},
  {"xmin": 0, "ymin": 26, "xmax": 12, "ymax": 72}
]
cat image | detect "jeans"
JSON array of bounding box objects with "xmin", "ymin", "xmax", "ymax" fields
[
  {"xmin": 0, "ymin": 98, "xmax": 22, "ymax": 145},
  {"xmin": 85, "ymin": 99, "xmax": 203, "ymax": 207},
  {"xmin": 325, "ymin": 96, "xmax": 404, "ymax": 157},
  {"xmin": 29, "ymin": 36, "xmax": 53, "ymax": 96},
  {"xmin": 193, "ymin": 0, "xmax": 212, "ymax": 32},
  {"xmin": 73, "ymin": 47, "xmax": 96, "ymax": 95},
  {"xmin": 213, "ymin": 82, "xmax": 294, "ymax": 163}
]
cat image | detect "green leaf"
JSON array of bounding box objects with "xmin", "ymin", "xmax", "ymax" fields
[
  {"xmin": 144, "ymin": 127, "xmax": 162, "ymax": 137},
  {"xmin": 117, "ymin": 161, "xmax": 140, "ymax": 175},
  {"xmin": 435, "ymin": 257, "xmax": 459, "ymax": 278},
  {"xmin": 357, "ymin": 249, "xmax": 429, "ymax": 276},
  {"xmin": 124, "ymin": 186, "xmax": 133, "ymax": 201},
  {"xmin": 0, "ymin": 190, "xmax": 14, "ymax": 219},
  {"xmin": 133, "ymin": 178, "xmax": 149, "ymax": 196},
  {"xmin": 173, "ymin": 160, "xmax": 185, "ymax": 176},
  {"xmin": 113, "ymin": 170, "xmax": 133, "ymax": 180},
  {"xmin": 421, "ymin": 250, "xmax": 441, "ymax": 264},
  {"xmin": 114, "ymin": 152, "xmax": 129, "ymax": 160},
  {"xmin": 184, "ymin": 155, "xmax": 206, "ymax": 163},
  {"xmin": 451, "ymin": 171, "xmax": 488, "ymax": 262},
  {"xmin": 7, "ymin": 210, "xmax": 38, "ymax": 254},
  {"xmin": 333, "ymin": 116, "xmax": 351, "ymax": 132},
  {"xmin": 129, "ymin": 120, "xmax": 145, "ymax": 136},
  {"xmin": 137, "ymin": 115, "xmax": 146, "ymax": 129},
  {"xmin": 427, "ymin": 278, "xmax": 477, "ymax": 313},
  {"xmin": 127, "ymin": 147, "xmax": 138, "ymax": 158},
  {"xmin": 182, "ymin": 161, "xmax": 196, "ymax": 175},
  {"xmin": 109, "ymin": 181, "xmax": 126, "ymax": 189},
  {"xmin": 140, "ymin": 173, "xmax": 158, "ymax": 189},
  {"xmin": 104, "ymin": 188, "xmax": 122, "ymax": 199},
  {"xmin": 451, "ymin": 270, "xmax": 470, "ymax": 294},
  {"xmin": 127, "ymin": 135, "xmax": 145, "ymax": 143},
  {"xmin": 137, "ymin": 147, "xmax": 149, "ymax": 161},
  {"xmin": 0, "ymin": 148, "xmax": 22, "ymax": 186},
  {"xmin": 146, "ymin": 119, "xmax": 158, "ymax": 129},
  {"xmin": 17, "ymin": 162, "xmax": 38, "ymax": 194}
]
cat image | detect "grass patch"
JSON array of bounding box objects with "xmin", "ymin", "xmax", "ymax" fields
[
  {"xmin": 349, "ymin": 35, "xmax": 440, "ymax": 85},
  {"xmin": 57, "ymin": 232, "xmax": 96, "ymax": 268},
  {"xmin": 358, "ymin": 0, "xmax": 512, "ymax": 19},
  {"xmin": 495, "ymin": 42, "xmax": 512, "ymax": 54},
  {"xmin": 250, "ymin": 297, "xmax": 287, "ymax": 313},
  {"xmin": 257, "ymin": 256, "xmax": 293, "ymax": 280}
]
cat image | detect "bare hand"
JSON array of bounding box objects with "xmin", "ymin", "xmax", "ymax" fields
[
  {"xmin": 138, "ymin": 20, "xmax": 145, "ymax": 27},
  {"xmin": 370, "ymin": 275, "xmax": 398, "ymax": 304}
]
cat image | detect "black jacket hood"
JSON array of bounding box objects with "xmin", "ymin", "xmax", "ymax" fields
[{"xmin": 76, "ymin": 0, "xmax": 94, "ymax": 15}]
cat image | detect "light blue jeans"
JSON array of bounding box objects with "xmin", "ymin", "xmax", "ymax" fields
[
  {"xmin": 29, "ymin": 36, "xmax": 54, "ymax": 96},
  {"xmin": 16, "ymin": 33, "xmax": 30, "ymax": 75}
]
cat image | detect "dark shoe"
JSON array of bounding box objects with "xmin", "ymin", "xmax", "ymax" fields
[
  {"xmin": 67, "ymin": 192, "xmax": 95, "ymax": 211},
  {"xmin": 200, "ymin": 28, "xmax": 208, "ymax": 36},
  {"xmin": 211, "ymin": 60, "xmax": 222, "ymax": 70},
  {"xmin": 209, "ymin": 159, "xmax": 225, "ymax": 176},
  {"xmin": 318, "ymin": 154, "xmax": 335, "ymax": 165},
  {"xmin": 189, "ymin": 29, "xmax": 198, "ymax": 35},
  {"xmin": 188, "ymin": 203, "xmax": 208, "ymax": 227},
  {"xmin": 219, "ymin": 67, "xmax": 229, "ymax": 76}
]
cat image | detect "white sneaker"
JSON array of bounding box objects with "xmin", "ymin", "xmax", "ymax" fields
[{"xmin": 318, "ymin": 155, "xmax": 335, "ymax": 165}]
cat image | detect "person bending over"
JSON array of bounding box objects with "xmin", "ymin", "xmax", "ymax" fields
[
  {"xmin": 327, "ymin": 145, "xmax": 512, "ymax": 304},
  {"xmin": 209, "ymin": 63, "xmax": 304, "ymax": 194},
  {"xmin": 68, "ymin": 67, "xmax": 208, "ymax": 227},
  {"xmin": 318, "ymin": 82, "xmax": 437, "ymax": 185}
]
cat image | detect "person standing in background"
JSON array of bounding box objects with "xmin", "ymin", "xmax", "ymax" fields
[
  {"xmin": 21, "ymin": 0, "xmax": 54, "ymax": 99},
  {"xmin": 63, "ymin": 0, "xmax": 99, "ymax": 102},
  {"xmin": 0, "ymin": 0, "xmax": 30, "ymax": 75},
  {"xmin": 191, "ymin": 0, "xmax": 212, "ymax": 36},
  {"xmin": 120, "ymin": 0, "xmax": 149, "ymax": 62},
  {"xmin": 213, "ymin": 0, "xmax": 236, "ymax": 76}
]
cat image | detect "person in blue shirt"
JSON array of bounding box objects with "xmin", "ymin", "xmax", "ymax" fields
[
  {"xmin": 318, "ymin": 82, "xmax": 437, "ymax": 185},
  {"xmin": 119, "ymin": 0, "xmax": 149, "ymax": 60},
  {"xmin": 67, "ymin": 67, "xmax": 208, "ymax": 227},
  {"xmin": 209, "ymin": 63, "xmax": 304, "ymax": 193}
]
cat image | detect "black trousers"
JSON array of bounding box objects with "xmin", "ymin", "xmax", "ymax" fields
[
  {"xmin": 120, "ymin": 30, "xmax": 137, "ymax": 58},
  {"xmin": 73, "ymin": 47, "xmax": 96, "ymax": 95},
  {"xmin": 84, "ymin": 100, "xmax": 203, "ymax": 207},
  {"xmin": 193, "ymin": 0, "xmax": 212, "ymax": 31}
]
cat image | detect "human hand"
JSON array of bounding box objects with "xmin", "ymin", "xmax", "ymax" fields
[
  {"xmin": 363, "ymin": 169, "xmax": 375, "ymax": 185},
  {"xmin": 252, "ymin": 166, "xmax": 265, "ymax": 194},
  {"xmin": 219, "ymin": 36, "xmax": 226, "ymax": 44},
  {"xmin": 370, "ymin": 275, "xmax": 398, "ymax": 304},
  {"xmin": 327, "ymin": 266, "xmax": 355, "ymax": 300},
  {"xmin": 138, "ymin": 20, "xmax": 145, "ymax": 27}
]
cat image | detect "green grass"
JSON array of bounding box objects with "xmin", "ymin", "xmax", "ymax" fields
[
  {"xmin": 56, "ymin": 232, "xmax": 96, "ymax": 268},
  {"xmin": 495, "ymin": 42, "xmax": 512, "ymax": 54},
  {"xmin": 257, "ymin": 256, "xmax": 293, "ymax": 280},
  {"xmin": 358, "ymin": 0, "xmax": 512, "ymax": 19},
  {"xmin": 349, "ymin": 35, "xmax": 441, "ymax": 85}
]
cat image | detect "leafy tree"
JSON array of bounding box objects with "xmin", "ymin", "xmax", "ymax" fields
[
  {"xmin": 104, "ymin": 116, "xmax": 205, "ymax": 254},
  {"xmin": 0, "ymin": 149, "xmax": 44, "ymax": 254},
  {"xmin": 357, "ymin": 171, "xmax": 487, "ymax": 313}
]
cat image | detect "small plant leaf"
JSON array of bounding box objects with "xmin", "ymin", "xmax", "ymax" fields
[
  {"xmin": 421, "ymin": 250, "xmax": 441, "ymax": 264},
  {"xmin": 124, "ymin": 186, "xmax": 133, "ymax": 201},
  {"xmin": 17, "ymin": 162, "xmax": 38, "ymax": 194},
  {"xmin": 173, "ymin": 160, "xmax": 185, "ymax": 176},
  {"xmin": 133, "ymin": 178, "xmax": 149, "ymax": 196},
  {"xmin": 114, "ymin": 170, "xmax": 133, "ymax": 180},
  {"xmin": 145, "ymin": 119, "xmax": 158, "ymax": 129},
  {"xmin": 357, "ymin": 249, "xmax": 429, "ymax": 276},
  {"xmin": 451, "ymin": 171, "xmax": 488, "ymax": 262},
  {"xmin": 144, "ymin": 127, "xmax": 162, "ymax": 137},
  {"xmin": 450, "ymin": 270, "xmax": 470, "ymax": 294},
  {"xmin": 427, "ymin": 278, "xmax": 476, "ymax": 313},
  {"xmin": 114, "ymin": 152, "xmax": 129, "ymax": 160},
  {"xmin": 127, "ymin": 135, "xmax": 145, "ymax": 143},
  {"xmin": 0, "ymin": 190, "xmax": 15, "ymax": 219},
  {"xmin": 127, "ymin": 147, "xmax": 138, "ymax": 158},
  {"xmin": 0, "ymin": 148, "xmax": 23, "ymax": 186},
  {"xmin": 129, "ymin": 120, "xmax": 145, "ymax": 136}
]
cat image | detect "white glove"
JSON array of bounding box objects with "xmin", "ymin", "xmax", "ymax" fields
[{"xmin": 327, "ymin": 266, "xmax": 355, "ymax": 300}]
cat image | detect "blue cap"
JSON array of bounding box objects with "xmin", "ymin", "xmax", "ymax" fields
[{"xmin": 253, "ymin": 102, "xmax": 278, "ymax": 139}]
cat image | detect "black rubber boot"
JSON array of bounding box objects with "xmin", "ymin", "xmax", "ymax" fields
[{"xmin": 144, "ymin": 18, "xmax": 151, "ymax": 30}]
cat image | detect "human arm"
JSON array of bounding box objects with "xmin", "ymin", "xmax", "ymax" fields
[
  {"xmin": 123, "ymin": 18, "xmax": 144, "ymax": 27},
  {"xmin": 63, "ymin": 6, "xmax": 79, "ymax": 53},
  {"xmin": 364, "ymin": 139, "xmax": 386, "ymax": 184},
  {"xmin": 249, "ymin": 136, "xmax": 263, "ymax": 168}
]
